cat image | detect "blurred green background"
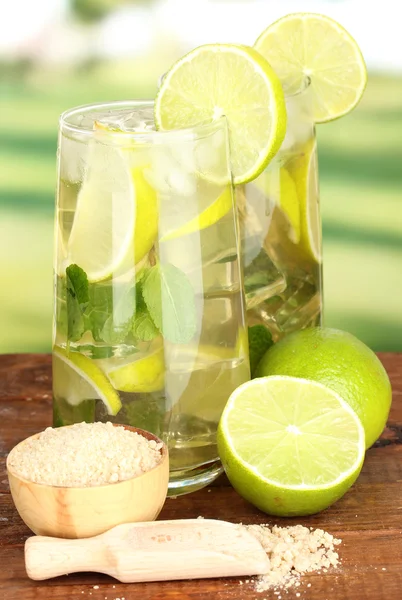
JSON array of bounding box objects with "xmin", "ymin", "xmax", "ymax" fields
[{"xmin": 1, "ymin": 0, "xmax": 402, "ymax": 353}]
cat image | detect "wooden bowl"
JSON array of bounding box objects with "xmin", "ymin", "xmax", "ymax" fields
[{"xmin": 7, "ymin": 425, "xmax": 169, "ymax": 539}]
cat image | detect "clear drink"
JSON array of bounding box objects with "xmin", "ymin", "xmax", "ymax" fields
[
  {"xmin": 240, "ymin": 83, "xmax": 323, "ymax": 341},
  {"xmin": 53, "ymin": 101, "xmax": 250, "ymax": 495}
]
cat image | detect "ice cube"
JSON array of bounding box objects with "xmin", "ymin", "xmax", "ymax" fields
[{"xmin": 97, "ymin": 105, "xmax": 156, "ymax": 133}]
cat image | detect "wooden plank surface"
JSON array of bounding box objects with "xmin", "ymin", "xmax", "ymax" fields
[{"xmin": 0, "ymin": 353, "xmax": 401, "ymax": 600}]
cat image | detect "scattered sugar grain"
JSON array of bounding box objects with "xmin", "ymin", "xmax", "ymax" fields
[
  {"xmin": 93, "ymin": 586, "xmax": 99, "ymax": 590},
  {"xmin": 244, "ymin": 523, "xmax": 341, "ymax": 593},
  {"xmin": 7, "ymin": 422, "xmax": 163, "ymax": 487}
]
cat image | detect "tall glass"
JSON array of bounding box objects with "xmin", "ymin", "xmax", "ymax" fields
[
  {"xmin": 53, "ymin": 101, "xmax": 250, "ymax": 495},
  {"xmin": 239, "ymin": 82, "xmax": 322, "ymax": 341}
]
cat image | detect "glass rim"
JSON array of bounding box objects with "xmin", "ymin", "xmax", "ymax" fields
[{"xmin": 59, "ymin": 99, "xmax": 228, "ymax": 140}]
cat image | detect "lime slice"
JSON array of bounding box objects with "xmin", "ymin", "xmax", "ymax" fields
[
  {"xmin": 107, "ymin": 346, "xmax": 165, "ymax": 393},
  {"xmin": 254, "ymin": 167, "xmax": 300, "ymax": 243},
  {"xmin": 67, "ymin": 142, "xmax": 158, "ymax": 282},
  {"xmin": 53, "ymin": 346, "xmax": 122, "ymax": 415},
  {"xmin": 155, "ymin": 44, "xmax": 287, "ymax": 185},
  {"xmin": 218, "ymin": 375, "xmax": 365, "ymax": 516},
  {"xmin": 255, "ymin": 13, "xmax": 367, "ymax": 123},
  {"xmin": 287, "ymin": 138, "xmax": 321, "ymax": 262},
  {"xmin": 161, "ymin": 185, "xmax": 232, "ymax": 242}
]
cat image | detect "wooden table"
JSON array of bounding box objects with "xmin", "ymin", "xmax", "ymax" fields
[{"xmin": 0, "ymin": 353, "xmax": 401, "ymax": 600}]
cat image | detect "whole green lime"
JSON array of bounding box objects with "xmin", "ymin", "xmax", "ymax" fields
[
  {"xmin": 255, "ymin": 327, "xmax": 392, "ymax": 448},
  {"xmin": 248, "ymin": 325, "xmax": 273, "ymax": 376}
]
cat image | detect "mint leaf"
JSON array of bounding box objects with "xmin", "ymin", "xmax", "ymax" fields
[
  {"xmin": 86, "ymin": 281, "xmax": 136, "ymax": 344},
  {"xmin": 66, "ymin": 264, "xmax": 89, "ymax": 304},
  {"xmin": 66, "ymin": 264, "xmax": 89, "ymax": 342},
  {"xmin": 142, "ymin": 263, "xmax": 196, "ymax": 344},
  {"xmin": 131, "ymin": 283, "xmax": 160, "ymax": 342},
  {"xmin": 132, "ymin": 309, "xmax": 160, "ymax": 341},
  {"xmin": 100, "ymin": 284, "xmax": 136, "ymax": 344},
  {"xmin": 85, "ymin": 282, "xmax": 113, "ymax": 342}
]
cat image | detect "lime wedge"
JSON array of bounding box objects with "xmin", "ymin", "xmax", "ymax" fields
[
  {"xmin": 155, "ymin": 44, "xmax": 287, "ymax": 185},
  {"xmin": 254, "ymin": 167, "xmax": 300, "ymax": 243},
  {"xmin": 287, "ymin": 138, "xmax": 321, "ymax": 262},
  {"xmin": 218, "ymin": 375, "xmax": 365, "ymax": 516},
  {"xmin": 161, "ymin": 185, "xmax": 232, "ymax": 241},
  {"xmin": 53, "ymin": 346, "xmax": 122, "ymax": 415},
  {"xmin": 67, "ymin": 142, "xmax": 158, "ymax": 282},
  {"xmin": 107, "ymin": 346, "xmax": 165, "ymax": 393},
  {"xmin": 255, "ymin": 13, "xmax": 367, "ymax": 123}
]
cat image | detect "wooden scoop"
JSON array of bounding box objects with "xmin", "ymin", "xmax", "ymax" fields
[{"xmin": 25, "ymin": 519, "xmax": 270, "ymax": 582}]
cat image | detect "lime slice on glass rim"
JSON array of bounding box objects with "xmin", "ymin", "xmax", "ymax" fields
[
  {"xmin": 217, "ymin": 375, "xmax": 365, "ymax": 516},
  {"xmin": 255, "ymin": 12, "xmax": 367, "ymax": 123},
  {"xmin": 53, "ymin": 345, "xmax": 122, "ymax": 415},
  {"xmin": 67, "ymin": 135, "xmax": 158, "ymax": 283},
  {"xmin": 155, "ymin": 44, "xmax": 287, "ymax": 185}
]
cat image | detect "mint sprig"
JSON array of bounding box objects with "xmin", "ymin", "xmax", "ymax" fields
[{"xmin": 64, "ymin": 262, "xmax": 196, "ymax": 346}]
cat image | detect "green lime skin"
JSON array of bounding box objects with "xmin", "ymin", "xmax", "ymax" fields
[{"xmin": 255, "ymin": 327, "xmax": 392, "ymax": 448}]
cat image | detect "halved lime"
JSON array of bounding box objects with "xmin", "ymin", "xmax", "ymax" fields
[
  {"xmin": 53, "ymin": 346, "xmax": 122, "ymax": 415},
  {"xmin": 67, "ymin": 142, "xmax": 158, "ymax": 282},
  {"xmin": 160, "ymin": 185, "xmax": 232, "ymax": 241},
  {"xmin": 255, "ymin": 13, "xmax": 367, "ymax": 123},
  {"xmin": 217, "ymin": 375, "xmax": 365, "ymax": 516},
  {"xmin": 106, "ymin": 345, "xmax": 165, "ymax": 393},
  {"xmin": 155, "ymin": 44, "xmax": 287, "ymax": 184},
  {"xmin": 287, "ymin": 138, "xmax": 321, "ymax": 262}
]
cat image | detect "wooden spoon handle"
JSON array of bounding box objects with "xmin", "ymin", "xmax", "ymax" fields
[{"xmin": 25, "ymin": 536, "xmax": 106, "ymax": 580}]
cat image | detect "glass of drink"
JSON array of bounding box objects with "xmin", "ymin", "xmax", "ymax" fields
[
  {"xmin": 53, "ymin": 101, "xmax": 250, "ymax": 495},
  {"xmin": 239, "ymin": 81, "xmax": 322, "ymax": 341}
]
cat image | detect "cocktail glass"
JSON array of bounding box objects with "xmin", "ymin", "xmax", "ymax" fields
[{"xmin": 53, "ymin": 101, "xmax": 250, "ymax": 495}]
